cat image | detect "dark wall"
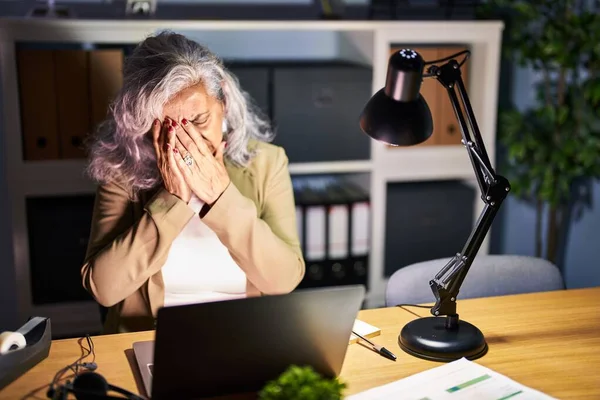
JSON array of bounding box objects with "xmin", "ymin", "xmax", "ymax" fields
[{"xmin": 0, "ymin": 102, "xmax": 18, "ymax": 331}]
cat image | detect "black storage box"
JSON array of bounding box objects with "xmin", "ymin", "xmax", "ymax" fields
[
  {"xmin": 226, "ymin": 60, "xmax": 373, "ymax": 164},
  {"xmin": 226, "ymin": 62, "xmax": 271, "ymax": 119},
  {"xmin": 26, "ymin": 194, "xmax": 96, "ymax": 305},
  {"xmin": 272, "ymin": 61, "xmax": 372, "ymax": 163},
  {"xmin": 384, "ymin": 180, "xmax": 475, "ymax": 277}
]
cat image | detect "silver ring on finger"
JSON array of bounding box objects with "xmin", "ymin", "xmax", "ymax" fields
[{"xmin": 183, "ymin": 152, "xmax": 194, "ymax": 167}]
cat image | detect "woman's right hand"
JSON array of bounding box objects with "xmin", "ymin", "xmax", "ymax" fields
[{"xmin": 153, "ymin": 118, "xmax": 192, "ymax": 203}]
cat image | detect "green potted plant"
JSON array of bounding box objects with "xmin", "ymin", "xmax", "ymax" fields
[
  {"xmin": 258, "ymin": 365, "xmax": 346, "ymax": 400},
  {"xmin": 478, "ymin": 0, "xmax": 600, "ymax": 265}
]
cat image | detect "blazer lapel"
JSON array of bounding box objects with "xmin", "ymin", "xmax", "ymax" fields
[{"xmin": 225, "ymin": 160, "xmax": 260, "ymax": 215}]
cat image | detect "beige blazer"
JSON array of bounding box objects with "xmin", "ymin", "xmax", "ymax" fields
[{"xmin": 81, "ymin": 141, "xmax": 306, "ymax": 334}]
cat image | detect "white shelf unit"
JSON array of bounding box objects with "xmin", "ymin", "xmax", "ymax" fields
[{"xmin": 0, "ymin": 19, "xmax": 503, "ymax": 337}]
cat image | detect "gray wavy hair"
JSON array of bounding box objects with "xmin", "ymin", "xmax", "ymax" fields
[{"xmin": 86, "ymin": 31, "xmax": 274, "ymax": 198}]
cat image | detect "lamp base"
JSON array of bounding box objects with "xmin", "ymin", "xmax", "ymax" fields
[{"xmin": 398, "ymin": 316, "xmax": 487, "ymax": 362}]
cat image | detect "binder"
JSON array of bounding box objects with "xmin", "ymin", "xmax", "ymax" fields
[
  {"xmin": 16, "ymin": 48, "xmax": 124, "ymax": 161},
  {"xmin": 16, "ymin": 49, "xmax": 60, "ymax": 160},
  {"xmin": 89, "ymin": 49, "xmax": 124, "ymax": 128},
  {"xmin": 320, "ymin": 178, "xmax": 351, "ymax": 284},
  {"xmin": 292, "ymin": 176, "xmax": 370, "ymax": 290},
  {"xmin": 324, "ymin": 181, "xmax": 349, "ymax": 261},
  {"xmin": 293, "ymin": 177, "xmax": 328, "ymax": 288},
  {"xmin": 338, "ymin": 179, "xmax": 370, "ymax": 286},
  {"xmin": 54, "ymin": 50, "xmax": 90, "ymax": 159}
]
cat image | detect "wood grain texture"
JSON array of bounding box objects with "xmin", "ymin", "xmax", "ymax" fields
[
  {"xmin": 1, "ymin": 288, "xmax": 598, "ymax": 399},
  {"xmin": 340, "ymin": 287, "xmax": 600, "ymax": 399}
]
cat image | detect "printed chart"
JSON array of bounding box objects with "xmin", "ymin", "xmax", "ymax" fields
[{"xmin": 346, "ymin": 358, "xmax": 556, "ymax": 400}]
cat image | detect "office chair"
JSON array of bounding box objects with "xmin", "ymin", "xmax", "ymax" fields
[{"xmin": 385, "ymin": 255, "xmax": 565, "ymax": 307}]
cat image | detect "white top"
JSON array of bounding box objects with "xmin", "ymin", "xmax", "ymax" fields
[{"xmin": 162, "ymin": 195, "xmax": 247, "ymax": 307}]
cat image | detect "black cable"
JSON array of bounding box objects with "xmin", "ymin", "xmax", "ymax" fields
[
  {"xmin": 81, "ymin": 334, "xmax": 96, "ymax": 364},
  {"xmin": 422, "ymin": 49, "xmax": 471, "ymax": 79},
  {"xmin": 424, "ymin": 49, "xmax": 471, "ymax": 67},
  {"xmin": 395, "ymin": 303, "xmax": 432, "ymax": 309},
  {"xmin": 48, "ymin": 334, "xmax": 96, "ymax": 398}
]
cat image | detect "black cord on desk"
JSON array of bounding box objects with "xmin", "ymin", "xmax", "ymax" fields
[
  {"xmin": 395, "ymin": 304, "xmax": 432, "ymax": 309},
  {"xmin": 395, "ymin": 303, "xmax": 432, "ymax": 319},
  {"xmin": 47, "ymin": 334, "xmax": 97, "ymax": 399}
]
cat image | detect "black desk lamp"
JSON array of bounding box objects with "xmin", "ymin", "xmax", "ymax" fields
[{"xmin": 359, "ymin": 48, "xmax": 511, "ymax": 362}]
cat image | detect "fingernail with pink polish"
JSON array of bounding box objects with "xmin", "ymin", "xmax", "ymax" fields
[{"xmin": 173, "ymin": 148, "xmax": 179, "ymax": 154}]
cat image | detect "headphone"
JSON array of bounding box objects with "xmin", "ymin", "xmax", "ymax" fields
[
  {"xmin": 46, "ymin": 335, "xmax": 146, "ymax": 400},
  {"xmin": 47, "ymin": 370, "xmax": 145, "ymax": 400}
]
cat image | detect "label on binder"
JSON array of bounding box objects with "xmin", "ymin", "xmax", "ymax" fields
[
  {"xmin": 306, "ymin": 206, "xmax": 326, "ymax": 261},
  {"xmin": 328, "ymin": 205, "xmax": 349, "ymax": 259},
  {"xmin": 351, "ymin": 202, "xmax": 370, "ymax": 256}
]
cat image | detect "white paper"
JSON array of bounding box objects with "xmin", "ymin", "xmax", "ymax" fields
[
  {"xmin": 349, "ymin": 320, "xmax": 380, "ymax": 343},
  {"xmin": 346, "ymin": 358, "xmax": 556, "ymax": 400}
]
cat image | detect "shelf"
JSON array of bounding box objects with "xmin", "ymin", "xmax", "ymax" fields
[
  {"xmin": 14, "ymin": 160, "xmax": 94, "ymax": 196},
  {"xmin": 0, "ymin": 19, "xmax": 504, "ymax": 37},
  {"xmin": 374, "ymin": 145, "xmax": 476, "ymax": 182},
  {"xmin": 32, "ymin": 301, "xmax": 102, "ymax": 338},
  {"xmin": 15, "ymin": 153, "xmax": 477, "ymax": 194},
  {"xmin": 288, "ymin": 160, "xmax": 372, "ymax": 175},
  {"xmin": 0, "ymin": 18, "xmax": 504, "ymax": 335},
  {"xmin": 14, "ymin": 159, "xmax": 373, "ymax": 196}
]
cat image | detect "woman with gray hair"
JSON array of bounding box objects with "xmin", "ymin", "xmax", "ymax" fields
[{"xmin": 81, "ymin": 31, "xmax": 305, "ymax": 334}]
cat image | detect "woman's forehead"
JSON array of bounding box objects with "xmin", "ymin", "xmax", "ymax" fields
[{"xmin": 163, "ymin": 83, "xmax": 217, "ymax": 117}]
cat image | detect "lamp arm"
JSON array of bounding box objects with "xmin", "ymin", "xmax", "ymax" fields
[{"xmin": 425, "ymin": 60, "xmax": 511, "ymax": 322}]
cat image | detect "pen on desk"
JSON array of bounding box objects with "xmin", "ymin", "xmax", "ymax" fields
[{"xmin": 352, "ymin": 331, "xmax": 397, "ymax": 361}]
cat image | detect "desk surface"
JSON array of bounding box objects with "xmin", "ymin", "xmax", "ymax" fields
[{"xmin": 2, "ymin": 287, "xmax": 599, "ymax": 399}]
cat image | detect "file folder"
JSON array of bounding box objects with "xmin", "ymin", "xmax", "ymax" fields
[
  {"xmin": 89, "ymin": 49, "xmax": 124, "ymax": 128},
  {"xmin": 17, "ymin": 49, "xmax": 60, "ymax": 160},
  {"xmin": 293, "ymin": 178, "xmax": 327, "ymax": 287},
  {"xmin": 338, "ymin": 179, "xmax": 370, "ymax": 286},
  {"xmin": 292, "ymin": 176, "xmax": 370, "ymax": 290},
  {"xmin": 320, "ymin": 179, "xmax": 352, "ymax": 284},
  {"xmin": 54, "ymin": 50, "xmax": 90, "ymax": 159}
]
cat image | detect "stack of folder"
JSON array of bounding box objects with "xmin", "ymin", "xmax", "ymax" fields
[{"xmin": 292, "ymin": 176, "xmax": 370, "ymax": 290}]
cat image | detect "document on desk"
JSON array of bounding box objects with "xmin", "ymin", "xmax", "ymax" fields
[{"xmin": 346, "ymin": 358, "xmax": 556, "ymax": 400}]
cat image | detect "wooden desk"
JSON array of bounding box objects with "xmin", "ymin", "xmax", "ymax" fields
[{"xmin": 2, "ymin": 287, "xmax": 599, "ymax": 399}]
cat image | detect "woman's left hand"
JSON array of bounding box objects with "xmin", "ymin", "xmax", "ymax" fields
[{"xmin": 172, "ymin": 120, "xmax": 230, "ymax": 205}]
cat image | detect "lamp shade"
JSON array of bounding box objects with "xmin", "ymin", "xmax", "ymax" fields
[{"xmin": 359, "ymin": 49, "xmax": 434, "ymax": 146}]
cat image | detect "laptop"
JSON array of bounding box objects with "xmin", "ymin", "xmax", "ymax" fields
[{"xmin": 133, "ymin": 285, "xmax": 365, "ymax": 399}]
